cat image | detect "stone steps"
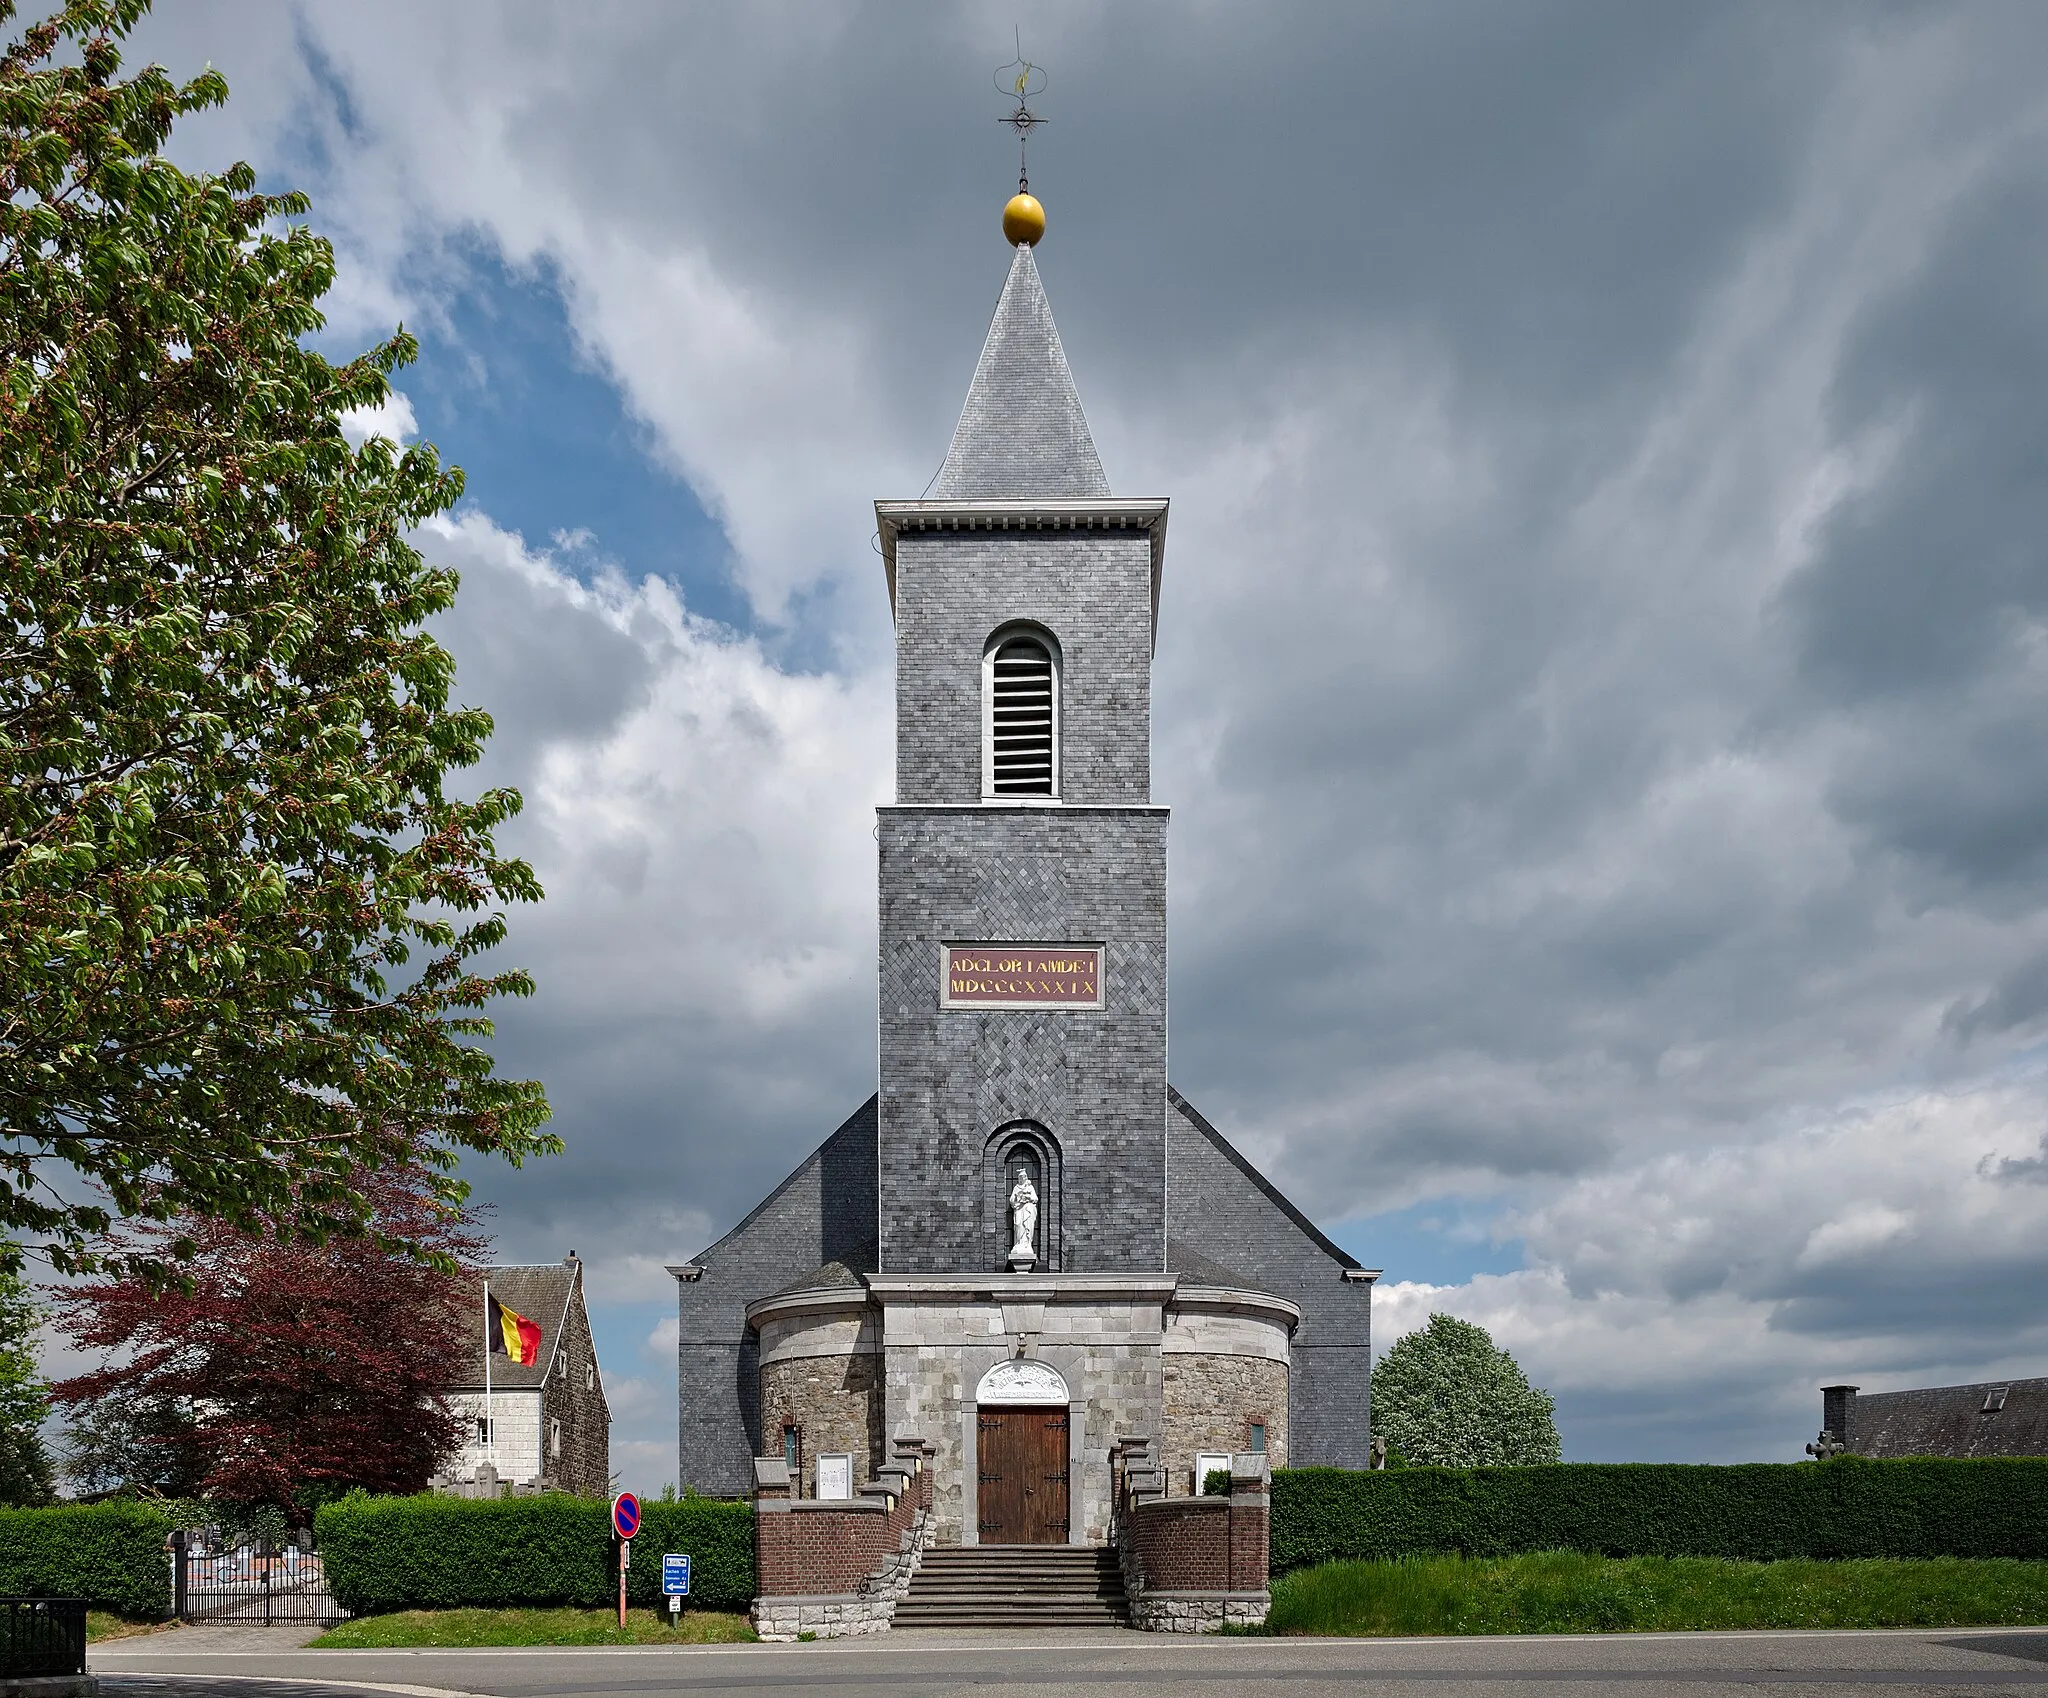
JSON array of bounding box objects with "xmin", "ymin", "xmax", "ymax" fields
[{"xmin": 893, "ymin": 1544, "xmax": 1127, "ymax": 1628}]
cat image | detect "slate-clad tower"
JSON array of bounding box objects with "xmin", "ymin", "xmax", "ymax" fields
[
  {"xmin": 673, "ymin": 202, "xmax": 1375, "ymax": 1546},
  {"xmin": 875, "ymin": 240, "xmax": 1170, "ymax": 1274}
]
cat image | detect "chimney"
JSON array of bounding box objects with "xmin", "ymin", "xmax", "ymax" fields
[
  {"xmin": 1822, "ymin": 1384, "xmax": 1858, "ymax": 1448},
  {"xmin": 564, "ymin": 1250, "xmax": 579, "ymax": 1264}
]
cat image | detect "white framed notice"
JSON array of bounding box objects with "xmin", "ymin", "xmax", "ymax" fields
[
  {"xmin": 1194, "ymin": 1452, "xmax": 1232, "ymax": 1495},
  {"xmin": 815, "ymin": 1453, "xmax": 854, "ymax": 1501}
]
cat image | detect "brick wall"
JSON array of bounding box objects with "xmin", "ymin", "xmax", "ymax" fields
[
  {"xmin": 1117, "ymin": 1451, "xmax": 1270, "ymax": 1633},
  {"xmin": 753, "ymin": 1439, "xmax": 936, "ymax": 1640}
]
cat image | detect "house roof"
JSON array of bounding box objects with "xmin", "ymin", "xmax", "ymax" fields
[
  {"xmin": 931, "ymin": 242, "xmax": 1111, "ymax": 501},
  {"xmin": 449, "ymin": 1262, "xmax": 584, "ymax": 1391},
  {"xmin": 1850, "ymin": 1375, "xmax": 2048, "ymax": 1459}
]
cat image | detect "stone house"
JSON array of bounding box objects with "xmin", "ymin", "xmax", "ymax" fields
[
  {"xmin": 1819, "ymin": 1378, "xmax": 2048, "ymax": 1458},
  {"xmin": 440, "ymin": 1255, "xmax": 611, "ymax": 1497},
  {"xmin": 672, "ymin": 221, "xmax": 1378, "ymax": 1551}
]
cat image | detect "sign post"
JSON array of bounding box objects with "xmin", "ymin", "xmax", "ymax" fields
[
  {"xmin": 662, "ymin": 1552, "xmax": 691, "ymax": 1627},
  {"xmin": 611, "ymin": 1492, "xmax": 640, "ymax": 1628}
]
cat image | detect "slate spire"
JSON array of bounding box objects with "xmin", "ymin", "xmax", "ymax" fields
[{"xmin": 932, "ymin": 241, "xmax": 1111, "ymax": 500}]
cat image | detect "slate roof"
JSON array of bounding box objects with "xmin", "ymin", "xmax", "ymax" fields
[
  {"xmin": 449, "ymin": 1262, "xmax": 583, "ymax": 1391},
  {"xmin": 1167, "ymin": 1238, "xmax": 1272, "ymax": 1296},
  {"xmin": 1848, "ymin": 1376, "xmax": 2048, "ymax": 1459},
  {"xmin": 771, "ymin": 1260, "xmax": 867, "ymax": 1299},
  {"xmin": 931, "ymin": 242, "xmax": 1111, "ymax": 501}
]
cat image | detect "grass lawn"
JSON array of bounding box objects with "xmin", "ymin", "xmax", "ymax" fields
[
  {"xmin": 86, "ymin": 1613, "xmax": 174, "ymax": 1642},
  {"xmin": 310, "ymin": 1606, "xmax": 757, "ymax": 1648},
  {"xmin": 1261, "ymin": 1552, "xmax": 2048, "ymax": 1637}
]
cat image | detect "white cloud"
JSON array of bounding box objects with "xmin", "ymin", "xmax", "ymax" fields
[{"xmin": 337, "ymin": 388, "xmax": 418, "ymax": 449}]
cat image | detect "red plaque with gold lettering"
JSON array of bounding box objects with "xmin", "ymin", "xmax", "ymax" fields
[{"xmin": 942, "ymin": 944, "xmax": 1104, "ymax": 1010}]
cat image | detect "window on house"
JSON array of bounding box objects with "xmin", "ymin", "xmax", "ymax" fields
[
  {"xmin": 782, "ymin": 1425, "xmax": 801, "ymax": 1472},
  {"xmin": 1247, "ymin": 1420, "xmax": 1268, "ymax": 1454},
  {"xmin": 475, "ymin": 1417, "xmax": 493, "ymax": 1446},
  {"xmin": 549, "ymin": 1418, "xmax": 562, "ymax": 1459},
  {"xmin": 1984, "ymin": 1387, "xmax": 2009, "ymax": 1413},
  {"xmin": 556, "ymin": 1353, "xmax": 566, "ymax": 1380},
  {"xmin": 985, "ymin": 630, "xmax": 1058, "ymax": 797},
  {"xmin": 586, "ymin": 1361, "xmax": 595, "ymax": 1392}
]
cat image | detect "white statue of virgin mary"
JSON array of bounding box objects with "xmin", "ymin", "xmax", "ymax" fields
[{"xmin": 1008, "ymin": 1164, "xmax": 1039, "ymax": 1267}]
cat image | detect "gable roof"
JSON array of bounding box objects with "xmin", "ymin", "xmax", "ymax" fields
[
  {"xmin": 449, "ymin": 1262, "xmax": 585, "ymax": 1391},
  {"xmin": 1168, "ymin": 1085, "xmax": 1364, "ymax": 1272},
  {"xmin": 932, "ymin": 243, "xmax": 1111, "ymax": 501},
  {"xmin": 1849, "ymin": 1375, "xmax": 2048, "ymax": 1459}
]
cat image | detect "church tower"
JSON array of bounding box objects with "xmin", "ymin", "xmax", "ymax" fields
[
  {"xmin": 874, "ymin": 229, "xmax": 1170, "ymax": 1276},
  {"xmin": 673, "ymin": 190, "xmax": 1374, "ymax": 1551}
]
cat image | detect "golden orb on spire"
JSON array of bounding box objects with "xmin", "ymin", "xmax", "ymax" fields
[{"xmin": 1003, "ymin": 192, "xmax": 1046, "ymax": 246}]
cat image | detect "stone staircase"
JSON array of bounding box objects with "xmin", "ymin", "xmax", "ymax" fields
[{"xmin": 892, "ymin": 1543, "xmax": 1128, "ymax": 1629}]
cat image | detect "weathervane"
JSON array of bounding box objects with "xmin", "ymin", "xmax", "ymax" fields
[{"xmin": 995, "ymin": 36, "xmax": 1047, "ymax": 195}]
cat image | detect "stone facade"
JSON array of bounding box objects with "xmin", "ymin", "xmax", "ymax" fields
[
  {"xmin": 756, "ymin": 1293, "xmax": 884, "ymax": 1494},
  {"xmin": 1162, "ymin": 1356, "xmax": 1289, "ymax": 1496}
]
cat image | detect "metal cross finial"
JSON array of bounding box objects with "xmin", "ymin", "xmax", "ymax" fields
[{"xmin": 994, "ymin": 36, "xmax": 1048, "ymax": 193}]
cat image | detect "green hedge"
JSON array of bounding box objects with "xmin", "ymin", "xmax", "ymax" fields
[
  {"xmin": 314, "ymin": 1494, "xmax": 754, "ymax": 1614},
  {"xmin": 1272, "ymin": 1459, "xmax": 2048, "ymax": 1575},
  {"xmin": 0, "ymin": 1503, "xmax": 174, "ymax": 1618}
]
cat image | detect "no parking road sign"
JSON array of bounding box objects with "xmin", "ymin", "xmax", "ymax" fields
[
  {"xmin": 663, "ymin": 1553, "xmax": 691, "ymax": 1596},
  {"xmin": 612, "ymin": 1491, "xmax": 640, "ymax": 1541}
]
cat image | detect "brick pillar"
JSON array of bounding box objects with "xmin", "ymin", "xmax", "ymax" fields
[
  {"xmin": 1228, "ymin": 1452, "xmax": 1269, "ymax": 1597},
  {"xmin": 1822, "ymin": 1385, "xmax": 1858, "ymax": 1452}
]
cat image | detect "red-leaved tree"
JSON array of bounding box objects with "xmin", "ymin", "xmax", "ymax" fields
[{"xmin": 50, "ymin": 1168, "xmax": 485, "ymax": 1510}]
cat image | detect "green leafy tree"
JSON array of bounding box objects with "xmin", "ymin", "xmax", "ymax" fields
[
  {"xmin": 0, "ymin": 1262, "xmax": 52, "ymax": 1503},
  {"xmin": 1371, "ymin": 1312, "xmax": 1561, "ymax": 1468},
  {"xmin": 0, "ymin": 0, "xmax": 554, "ymax": 1276}
]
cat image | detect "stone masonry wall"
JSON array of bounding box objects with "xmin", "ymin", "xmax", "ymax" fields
[
  {"xmin": 878, "ymin": 807, "xmax": 1167, "ymax": 1274},
  {"xmin": 1162, "ymin": 1355, "xmax": 1287, "ymax": 1497},
  {"xmin": 761, "ymin": 1351, "xmax": 883, "ymax": 1495},
  {"xmin": 539, "ymin": 1284, "xmax": 610, "ymax": 1497}
]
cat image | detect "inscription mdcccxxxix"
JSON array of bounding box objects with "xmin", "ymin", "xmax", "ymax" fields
[{"xmin": 944, "ymin": 945, "xmax": 1103, "ymax": 1009}]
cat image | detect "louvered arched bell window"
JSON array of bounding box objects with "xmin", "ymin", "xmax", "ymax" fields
[{"xmin": 985, "ymin": 630, "xmax": 1059, "ymax": 798}]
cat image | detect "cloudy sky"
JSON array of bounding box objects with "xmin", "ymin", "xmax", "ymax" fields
[{"xmin": 107, "ymin": 0, "xmax": 2048, "ymax": 1484}]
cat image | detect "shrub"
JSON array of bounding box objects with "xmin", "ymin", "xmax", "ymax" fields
[
  {"xmin": 315, "ymin": 1493, "xmax": 753, "ymax": 1614},
  {"xmin": 0, "ymin": 1502, "xmax": 173, "ymax": 1617},
  {"xmin": 1271, "ymin": 1458, "xmax": 2048, "ymax": 1575},
  {"xmin": 1202, "ymin": 1469, "xmax": 1232, "ymax": 1497}
]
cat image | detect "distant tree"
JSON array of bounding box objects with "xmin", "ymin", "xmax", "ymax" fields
[
  {"xmin": 50, "ymin": 1169, "xmax": 484, "ymax": 1512},
  {"xmin": 0, "ymin": 0, "xmax": 554, "ymax": 1280},
  {"xmin": 1371, "ymin": 1312, "xmax": 1561, "ymax": 1468},
  {"xmin": 0, "ymin": 1264, "xmax": 53, "ymax": 1503}
]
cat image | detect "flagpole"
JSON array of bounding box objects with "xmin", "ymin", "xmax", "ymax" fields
[{"xmin": 484, "ymin": 1277, "xmax": 495, "ymax": 1475}]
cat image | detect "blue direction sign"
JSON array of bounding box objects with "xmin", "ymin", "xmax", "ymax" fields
[
  {"xmin": 611, "ymin": 1491, "xmax": 640, "ymax": 1541},
  {"xmin": 662, "ymin": 1553, "xmax": 691, "ymax": 1597}
]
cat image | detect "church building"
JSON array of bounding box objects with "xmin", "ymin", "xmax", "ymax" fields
[{"xmin": 673, "ymin": 193, "xmax": 1376, "ymax": 1549}]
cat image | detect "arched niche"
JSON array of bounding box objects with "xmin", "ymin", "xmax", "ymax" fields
[
  {"xmin": 975, "ymin": 1357, "xmax": 1070, "ymax": 1406},
  {"xmin": 983, "ymin": 1121, "xmax": 1061, "ymax": 1271}
]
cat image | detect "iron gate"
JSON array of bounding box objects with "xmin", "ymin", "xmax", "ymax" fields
[{"xmin": 173, "ymin": 1529, "xmax": 349, "ymax": 1626}]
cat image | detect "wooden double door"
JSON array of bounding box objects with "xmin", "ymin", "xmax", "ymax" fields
[{"xmin": 976, "ymin": 1405, "xmax": 1070, "ymax": 1544}]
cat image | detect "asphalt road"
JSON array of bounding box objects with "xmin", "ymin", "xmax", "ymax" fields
[{"xmin": 87, "ymin": 1626, "xmax": 2048, "ymax": 1698}]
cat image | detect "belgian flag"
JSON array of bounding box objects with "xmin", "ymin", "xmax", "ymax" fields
[{"xmin": 488, "ymin": 1292, "xmax": 543, "ymax": 1366}]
